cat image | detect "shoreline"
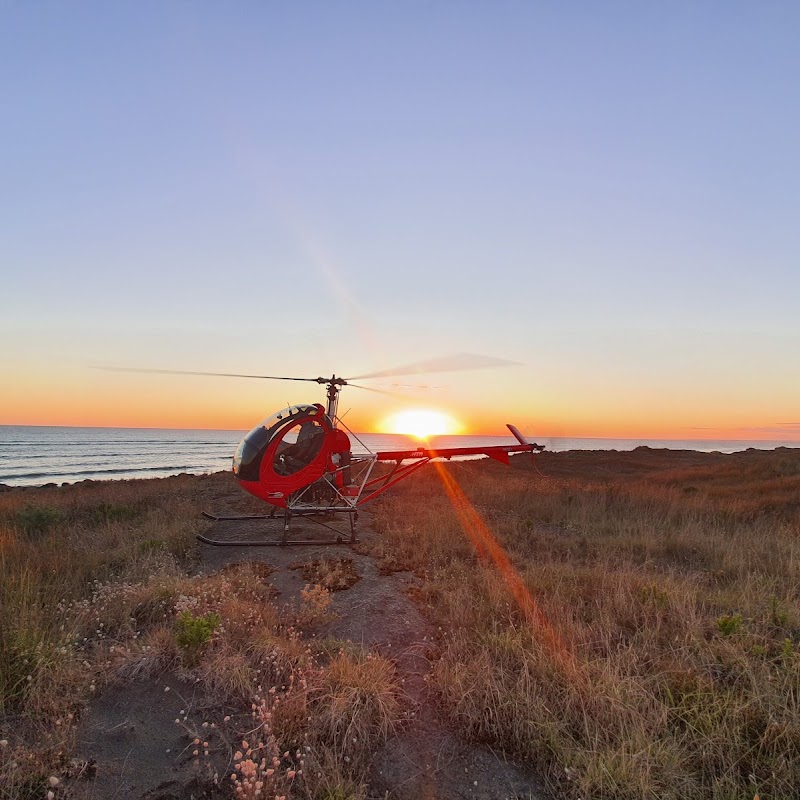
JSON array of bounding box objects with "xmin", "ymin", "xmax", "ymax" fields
[
  {"xmin": 3, "ymin": 421, "xmax": 799, "ymax": 444},
  {"xmin": 3, "ymin": 424, "xmax": 800, "ymax": 489},
  {"xmin": 3, "ymin": 443, "xmax": 800, "ymax": 491}
]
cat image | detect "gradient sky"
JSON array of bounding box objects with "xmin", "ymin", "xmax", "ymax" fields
[{"xmin": 1, "ymin": 2, "xmax": 798, "ymax": 439}]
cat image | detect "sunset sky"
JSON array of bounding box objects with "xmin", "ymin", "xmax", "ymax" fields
[{"xmin": 1, "ymin": 3, "xmax": 798, "ymax": 440}]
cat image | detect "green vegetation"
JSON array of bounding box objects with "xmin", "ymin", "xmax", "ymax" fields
[
  {"xmin": 716, "ymin": 613, "xmax": 743, "ymax": 636},
  {"xmin": 91, "ymin": 501, "xmax": 142, "ymax": 525},
  {"xmin": 175, "ymin": 609, "xmax": 220, "ymax": 665},
  {"xmin": 12, "ymin": 505, "xmax": 64, "ymax": 538}
]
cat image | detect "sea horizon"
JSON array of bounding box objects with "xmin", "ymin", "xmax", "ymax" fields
[
  {"xmin": 4, "ymin": 421, "xmax": 800, "ymax": 443},
  {"xmin": 1, "ymin": 424, "xmax": 798, "ymax": 488}
]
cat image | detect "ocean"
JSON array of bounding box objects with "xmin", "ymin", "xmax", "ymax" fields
[{"xmin": 0, "ymin": 425, "xmax": 797, "ymax": 488}]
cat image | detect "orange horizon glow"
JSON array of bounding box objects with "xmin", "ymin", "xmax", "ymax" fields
[
  {"xmin": 1, "ymin": 406, "xmax": 799, "ymax": 441},
  {"xmin": 2, "ymin": 371, "xmax": 798, "ymax": 441},
  {"xmin": 0, "ymin": 419, "xmax": 797, "ymax": 444}
]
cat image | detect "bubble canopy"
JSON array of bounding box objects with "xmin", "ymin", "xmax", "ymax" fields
[{"xmin": 233, "ymin": 404, "xmax": 328, "ymax": 482}]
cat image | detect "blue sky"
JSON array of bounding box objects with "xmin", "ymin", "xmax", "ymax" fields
[{"xmin": 1, "ymin": 2, "xmax": 798, "ymax": 436}]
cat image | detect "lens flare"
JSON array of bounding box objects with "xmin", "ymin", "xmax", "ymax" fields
[{"xmin": 432, "ymin": 460, "xmax": 578, "ymax": 676}]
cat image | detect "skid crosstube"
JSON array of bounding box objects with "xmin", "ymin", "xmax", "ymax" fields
[{"xmin": 202, "ymin": 511, "xmax": 277, "ymax": 521}]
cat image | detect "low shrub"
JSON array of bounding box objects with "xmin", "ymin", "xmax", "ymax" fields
[
  {"xmin": 175, "ymin": 610, "xmax": 220, "ymax": 666},
  {"xmin": 716, "ymin": 613, "xmax": 744, "ymax": 636},
  {"xmin": 12, "ymin": 506, "xmax": 64, "ymax": 538},
  {"xmin": 92, "ymin": 502, "xmax": 142, "ymax": 525}
]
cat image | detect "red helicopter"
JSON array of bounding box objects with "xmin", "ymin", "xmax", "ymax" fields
[{"xmin": 104, "ymin": 358, "xmax": 544, "ymax": 545}]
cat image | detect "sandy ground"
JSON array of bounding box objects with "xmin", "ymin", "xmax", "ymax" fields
[{"xmin": 72, "ymin": 494, "xmax": 547, "ymax": 800}]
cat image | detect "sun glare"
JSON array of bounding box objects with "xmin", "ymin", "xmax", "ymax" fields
[{"xmin": 380, "ymin": 409, "xmax": 463, "ymax": 439}]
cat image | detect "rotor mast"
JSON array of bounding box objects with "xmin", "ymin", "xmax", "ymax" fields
[{"xmin": 318, "ymin": 375, "xmax": 347, "ymax": 425}]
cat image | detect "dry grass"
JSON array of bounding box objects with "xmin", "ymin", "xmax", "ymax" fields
[
  {"xmin": 0, "ymin": 472, "xmax": 402, "ymax": 799},
  {"xmin": 290, "ymin": 557, "xmax": 361, "ymax": 591},
  {"xmin": 310, "ymin": 649, "xmax": 400, "ymax": 758},
  {"xmin": 366, "ymin": 448, "xmax": 800, "ymax": 799},
  {"xmin": 6, "ymin": 448, "xmax": 797, "ymax": 798},
  {"xmin": 0, "ymin": 474, "xmax": 219, "ymax": 797}
]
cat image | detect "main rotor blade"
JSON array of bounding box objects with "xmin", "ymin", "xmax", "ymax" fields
[
  {"xmin": 96, "ymin": 366, "xmax": 321, "ymax": 382},
  {"xmin": 347, "ymin": 352, "xmax": 522, "ymax": 381},
  {"xmin": 346, "ymin": 383, "xmax": 400, "ymax": 397}
]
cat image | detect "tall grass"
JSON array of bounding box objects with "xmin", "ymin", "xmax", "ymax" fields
[
  {"xmin": 0, "ymin": 475, "xmax": 210, "ymax": 714},
  {"xmin": 0, "ymin": 474, "xmax": 221, "ymax": 797},
  {"xmin": 4, "ymin": 450, "xmax": 798, "ymax": 798},
  {"xmin": 366, "ymin": 449, "xmax": 800, "ymax": 799},
  {"xmin": 0, "ymin": 473, "xmax": 401, "ymax": 799}
]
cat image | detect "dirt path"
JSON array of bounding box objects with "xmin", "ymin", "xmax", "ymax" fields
[{"xmin": 74, "ymin": 502, "xmax": 547, "ymax": 799}]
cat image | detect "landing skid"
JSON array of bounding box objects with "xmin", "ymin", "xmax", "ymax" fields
[
  {"xmin": 198, "ymin": 508, "xmax": 359, "ymax": 547},
  {"xmin": 201, "ymin": 510, "xmax": 328, "ymax": 522},
  {"xmin": 196, "ymin": 533, "xmax": 355, "ymax": 547}
]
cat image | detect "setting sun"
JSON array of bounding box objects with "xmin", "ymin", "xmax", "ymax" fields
[{"xmin": 379, "ymin": 409, "xmax": 463, "ymax": 439}]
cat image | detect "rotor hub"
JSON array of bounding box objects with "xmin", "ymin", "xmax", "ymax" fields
[{"xmin": 316, "ymin": 375, "xmax": 348, "ymax": 387}]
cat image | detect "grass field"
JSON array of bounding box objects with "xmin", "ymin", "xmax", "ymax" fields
[
  {"xmin": 1, "ymin": 446, "xmax": 799, "ymax": 798},
  {"xmin": 0, "ymin": 474, "xmax": 399, "ymax": 799},
  {"xmin": 365, "ymin": 447, "xmax": 800, "ymax": 799}
]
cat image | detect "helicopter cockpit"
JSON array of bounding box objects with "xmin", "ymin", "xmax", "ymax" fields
[{"xmin": 233, "ymin": 404, "xmax": 328, "ymax": 482}]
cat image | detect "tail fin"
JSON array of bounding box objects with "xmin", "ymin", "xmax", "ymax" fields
[
  {"xmin": 507, "ymin": 424, "xmax": 528, "ymax": 444},
  {"xmin": 507, "ymin": 424, "xmax": 545, "ymax": 452}
]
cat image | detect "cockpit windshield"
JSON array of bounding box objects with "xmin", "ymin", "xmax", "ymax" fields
[
  {"xmin": 233, "ymin": 405, "xmax": 323, "ymax": 481},
  {"xmin": 256, "ymin": 404, "xmax": 317, "ymax": 432}
]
